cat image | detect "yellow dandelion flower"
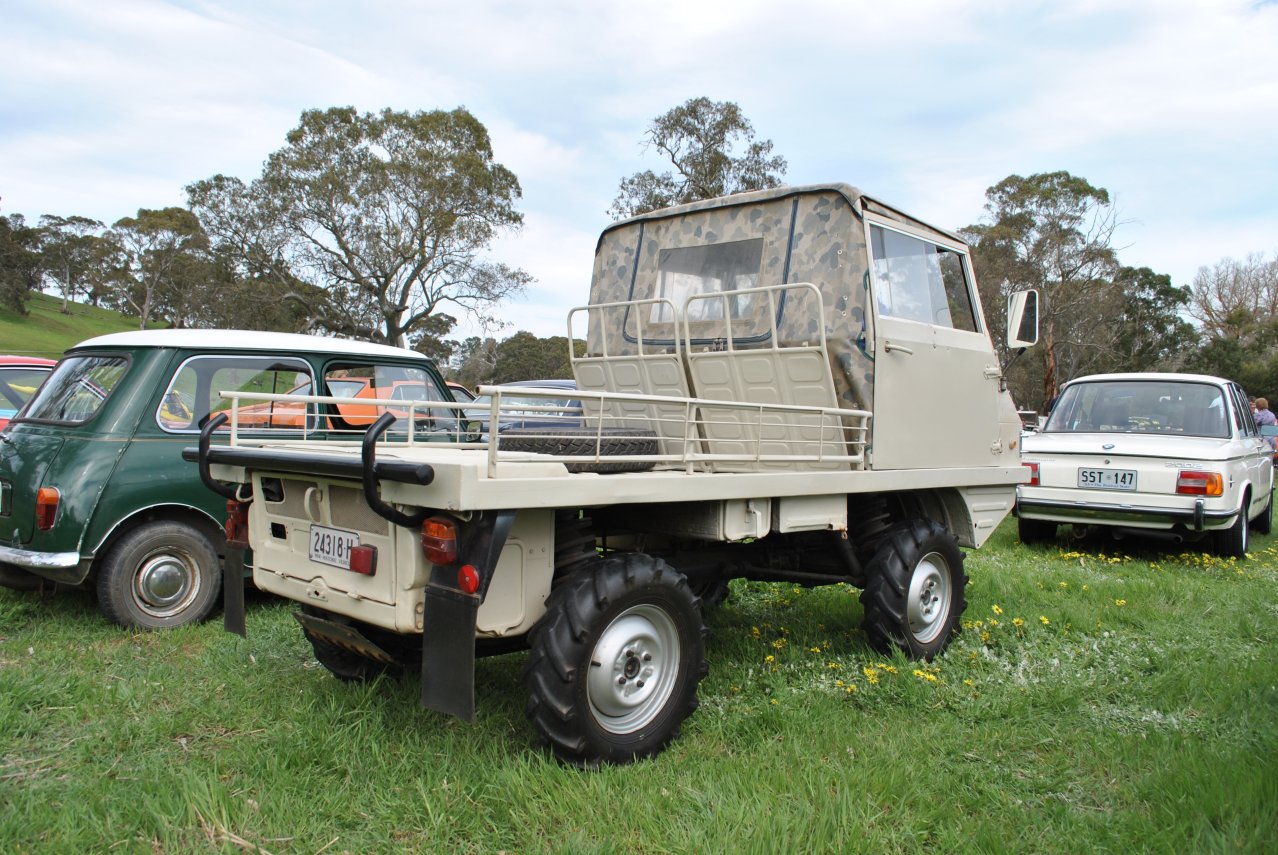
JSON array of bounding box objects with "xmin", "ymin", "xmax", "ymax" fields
[
  {"xmin": 846, "ymin": 685, "xmax": 856, "ymax": 694},
  {"xmin": 963, "ymin": 679, "xmax": 974, "ymax": 687},
  {"xmin": 765, "ymin": 654, "xmax": 775, "ymax": 664},
  {"xmin": 770, "ymin": 698, "xmax": 779, "ymax": 705},
  {"xmin": 992, "ymin": 604, "xmax": 1004, "ymax": 615},
  {"xmin": 980, "ymin": 631, "xmax": 990, "ymax": 642},
  {"xmin": 989, "ymin": 618, "xmax": 999, "ymax": 627},
  {"xmin": 1082, "ymin": 584, "xmax": 1089, "ymax": 591},
  {"xmin": 1114, "ymin": 599, "xmax": 1127, "ymax": 607},
  {"xmin": 835, "ymin": 680, "xmax": 845, "ymax": 687},
  {"xmin": 750, "ymin": 626, "xmax": 761, "ymax": 639},
  {"xmin": 1039, "ymin": 615, "xmax": 1050, "ymax": 625},
  {"xmin": 772, "ymin": 638, "xmax": 788, "ymax": 649},
  {"xmin": 809, "ymin": 646, "xmax": 822, "ymax": 654},
  {"xmin": 1012, "ymin": 617, "xmax": 1025, "ymax": 627},
  {"xmin": 827, "ymin": 662, "xmax": 840, "ymax": 670}
]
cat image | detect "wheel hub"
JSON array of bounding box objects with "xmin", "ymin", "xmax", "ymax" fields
[
  {"xmin": 133, "ymin": 551, "xmax": 199, "ymax": 616},
  {"xmin": 587, "ymin": 605, "xmax": 680, "ymax": 734},
  {"xmin": 906, "ymin": 552, "xmax": 952, "ymax": 644}
]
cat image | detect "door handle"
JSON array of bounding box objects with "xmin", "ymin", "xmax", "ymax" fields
[{"xmin": 883, "ymin": 341, "xmax": 914, "ymax": 355}]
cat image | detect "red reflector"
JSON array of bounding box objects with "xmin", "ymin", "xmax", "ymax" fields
[
  {"xmin": 36, "ymin": 487, "xmax": 60, "ymax": 531},
  {"xmin": 457, "ymin": 564, "xmax": 480, "ymax": 594},
  {"xmin": 225, "ymin": 499, "xmax": 250, "ymax": 548},
  {"xmin": 1176, "ymin": 470, "xmax": 1223, "ymax": 496},
  {"xmin": 349, "ymin": 544, "xmax": 378, "ymax": 576},
  {"xmin": 421, "ymin": 516, "xmax": 458, "ymax": 565},
  {"xmin": 1023, "ymin": 461, "xmax": 1040, "ymax": 487}
]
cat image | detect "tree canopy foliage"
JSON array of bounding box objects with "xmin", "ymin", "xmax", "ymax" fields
[
  {"xmin": 608, "ymin": 98, "xmax": 787, "ymax": 219},
  {"xmin": 188, "ymin": 106, "xmax": 530, "ymax": 347},
  {"xmin": 1183, "ymin": 253, "xmax": 1278, "ymax": 395}
]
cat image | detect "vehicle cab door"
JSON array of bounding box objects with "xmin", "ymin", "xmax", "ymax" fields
[{"xmin": 866, "ymin": 216, "xmax": 1002, "ymax": 469}]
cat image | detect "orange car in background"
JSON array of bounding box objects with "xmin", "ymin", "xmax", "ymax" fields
[{"xmin": 234, "ymin": 376, "xmax": 449, "ymax": 430}]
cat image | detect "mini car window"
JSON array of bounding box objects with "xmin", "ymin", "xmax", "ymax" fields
[
  {"xmin": 1045, "ymin": 380, "xmax": 1229, "ymax": 438},
  {"xmin": 21, "ymin": 355, "xmax": 128, "ymax": 424},
  {"xmin": 158, "ymin": 356, "xmax": 313, "ymax": 433},
  {"xmin": 870, "ymin": 225, "xmax": 980, "ymax": 333},
  {"xmin": 324, "ymin": 363, "xmax": 452, "ymax": 434}
]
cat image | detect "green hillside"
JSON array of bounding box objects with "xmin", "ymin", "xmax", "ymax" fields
[{"xmin": 0, "ymin": 293, "xmax": 159, "ymax": 359}]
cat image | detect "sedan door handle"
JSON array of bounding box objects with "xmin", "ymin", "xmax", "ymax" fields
[{"xmin": 883, "ymin": 341, "xmax": 914, "ymax": 355}]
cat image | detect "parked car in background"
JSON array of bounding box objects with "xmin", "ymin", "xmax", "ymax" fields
[
  {"xmin": 0, "ymin": 355, "xmax": 56, "ymax": 429},
  {"xmin": 0, "ymin": 330, "xmax": 454, "ymax": 629},
  {"xmin": 445, "ymin": 381, "xmax": 475, "ymax": 402},
  {"xmin": 1016, "ymin": 372, "xmax": 1273, "ymax": 557},
  {"xmin": 463, "ymin": 379, "xmax": 582, "ymax": 434}
]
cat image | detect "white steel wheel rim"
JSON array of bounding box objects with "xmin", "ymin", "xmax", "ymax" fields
[
  {"xmin": 132, "ymin": 548, "xmax": 202, "ymax": 618},
  {"xmin": 586, "ymin": 604, "xmax": 681, "ymax": 734},
  {"xmin": 907, "ymin": 552, "xmax": 952, "ymax": 644}
]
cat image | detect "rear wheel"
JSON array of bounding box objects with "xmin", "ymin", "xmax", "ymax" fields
[
  {"xmin": 860, "ymin": 519, "xmax": 967, "ymax": 660},
  {"xmin": 524, "ymin": 553, "xmax": 707, "ymax": 766},
  {"xmin": 1215, "ymin": 498, "xmax": 1250, "ymax": 558},
  {"xmin": 299, "ymin": 606, "xmax": 404, "ymax": 683},
  {"xmin": 1017, "ymin": 516, "xmax": 1058, "ymax": 545},
  {"xmin": 96, "ymin": 521, "xmax": 221, "ymax": 629},
  {"xmin": 1250, "ymin": 489, "xmax": 1272, "ymax": 535}
]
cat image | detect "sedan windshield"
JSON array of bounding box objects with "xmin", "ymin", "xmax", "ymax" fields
[{"xmin": 1045, "ymin": 380, "xmax": 1229, "ymax": 438}]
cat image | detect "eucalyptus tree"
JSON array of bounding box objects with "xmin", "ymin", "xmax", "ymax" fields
[
  {"xmin": 609, "ymin": 97, "xmax": 787, "ymax": 219},
  {"xmin": 964, "ymin": 171, "xmax": 1120, "ymax": 408},
  {"xmin": 189, "ymin": 106, "xmax": 530, "ymax": 347},
  {"xmin": 38, "ymin": 215, "xmax": 108, "ymax": 312},
  {"xmin": 110, "ymin": 207, "xmax": 209, "ymax": 330}
]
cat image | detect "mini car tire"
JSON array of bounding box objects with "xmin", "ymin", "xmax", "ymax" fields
[
  {"xmin": 1250, "ymin": 490, "xmax": 1273, "ymax": 535},
  {"xmin": 500, "ymin": 428, "xmax": 659, "ymax": 473},
  {"xmin": 860, "ymin": 519, "xmax": 967, "ymax": 661},
  {"xmin": 524, "ymin": 553, "xmax": 708, "ymax": 767},
  {"xmin": 1017, "ymin": 516, "xmax": 1058, "ymax": 545},
  {"xmin": 96, "ymin": 521, "xmax": 222, "ymax": 630},
  {"xmin": 1215, "ymin": 499, "xmax": 1250, "ymax": 558}
]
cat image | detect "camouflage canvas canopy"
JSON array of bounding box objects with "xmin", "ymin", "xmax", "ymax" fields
[{"xmin": 586, "ymin": 183, "xmax": 970, "ymax": 414}]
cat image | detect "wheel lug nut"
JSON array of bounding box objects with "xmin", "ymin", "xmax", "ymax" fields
[
  {"xmin": 637, "ymin": 680, "xmax": 645, "ymax": 688},
  {"xmin": 642, "ymin": 653, "xmax": 652, "ymax": 661},
  {"xmin": 617, "ymin": 677, "xmax": 627, "ymax": 686}
]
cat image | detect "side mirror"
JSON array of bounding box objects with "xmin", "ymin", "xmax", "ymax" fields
[{"xmin": 1007, "ymin": 290, "xmax": 1039, "ymax": 348}]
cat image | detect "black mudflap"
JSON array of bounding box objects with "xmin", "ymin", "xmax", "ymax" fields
[
  {"xmin": 293, "ymin": 610, "xmax": 398, "ymax": 664},
  {"xmin": 223, "ymin": 546, "xmax": 246, "ymax": 637},
  {"xmin": 420, "ymin": 583, "xmax": 480, "ymax": 721}
]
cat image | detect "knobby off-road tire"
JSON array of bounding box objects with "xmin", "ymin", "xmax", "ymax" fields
[
  {"xmin": 501, "ymin": 428, "xmax": 659, "ymax": 473},
  {"xmin": 96, "ymin": 521, "xmax": 222, "ymax": 629},
  {"xmin": 859, "ymin": 519, "xmax": 967, "ymax": 660},
  {"xmin": 524, "ymin": 553, "xmax": 708, "ymax": 766},
  {"xmin": 300, "ymin": 606, "xmax": 405, "ymax": 683},
  {"xmin": 1215, "ymin": 497, "xmax": 1250, "ymax": 559},
  {"xmin": 1017, "ymin": 516, "xmax": 1058, "ymax": 545},
  {"xmin": 1250, "ymin": 489, "xmax": 1272, "ymax": 535}
]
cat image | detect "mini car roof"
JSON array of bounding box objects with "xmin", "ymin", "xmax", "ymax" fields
[{"xmin": 70, "ymin": 329, "xmax": 428, "ymax": 360}]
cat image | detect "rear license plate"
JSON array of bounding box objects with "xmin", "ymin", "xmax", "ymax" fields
[
  {"xmin": 309, "ymin": 524, "xmax": 360, "ymax": 569},
  {"xmin": 1077, "ymin": 468, "xmax": 1136, "ymax": 491}
]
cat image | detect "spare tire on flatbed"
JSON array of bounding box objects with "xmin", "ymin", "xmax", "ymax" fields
[{"xmin": 499, "ymin": 427, "xmax": 659, "ymax": 473}]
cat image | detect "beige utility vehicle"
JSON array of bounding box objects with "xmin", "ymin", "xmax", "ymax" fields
[{"xmin": 194, "ymin": 184, "xmax": 1039, "ymax": 765}]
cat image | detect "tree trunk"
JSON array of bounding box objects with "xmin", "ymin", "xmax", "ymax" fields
[{"xmin": 1041, "ymin": 318, "xmax": 1059, "ymax": 408}]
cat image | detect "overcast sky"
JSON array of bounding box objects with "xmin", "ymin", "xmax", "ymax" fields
[{"xmin": 3, "ymin": 0, "xmax": 1276, "ymax": 340}]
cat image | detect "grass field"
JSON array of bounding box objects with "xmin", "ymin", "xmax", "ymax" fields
[
  {"xmin": 2, "ymin": 518, "xmax": 1276, "ymax": 854},
  {"xmin": 0, "ymin": 293, "xmax": 152, "ymax": 358}
]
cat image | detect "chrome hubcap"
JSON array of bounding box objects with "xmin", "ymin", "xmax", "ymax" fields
[
  {"xmin": 133, "ymin": 551, "xmax": 200, "ymax": 617},
  {"xmin": 587, "ymin": 604, "xmax": 680, "ymax": 734},
  {"xmin": 906, "ymin": 552, "xmax": 951, "ymax": 644}
]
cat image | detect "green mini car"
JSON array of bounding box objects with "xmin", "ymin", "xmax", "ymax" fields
[{"xmin": 0, "ymin": 329, "xmax": 454, "ymax": 629}]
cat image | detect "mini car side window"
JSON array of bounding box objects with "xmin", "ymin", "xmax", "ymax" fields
[{"xmin": 157, "ymin": 356, "xmax": 313, "ymax": 433}]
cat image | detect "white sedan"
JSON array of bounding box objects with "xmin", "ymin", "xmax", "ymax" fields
[{"xmin": 1016, "ymin": 373, "xmax": 1273, "ymax": 557}]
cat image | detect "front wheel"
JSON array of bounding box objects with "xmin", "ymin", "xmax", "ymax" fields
[
  {"xmin": 859, "ymin": 519, "xmax": 967, "ymax": 660},
  {"xmin": 524, "ymin": 553, "xmax": 708, "ymax": 766},
  {"xmin": 96, "ymin": 521, "xmax": 221, "ymax": 629}
]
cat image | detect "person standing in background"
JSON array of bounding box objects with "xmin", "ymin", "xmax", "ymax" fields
[{"xmin": 1255, "ymin": 397, "xmax": 1276, "ymax": 452}]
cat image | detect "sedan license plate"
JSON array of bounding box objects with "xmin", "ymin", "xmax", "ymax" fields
[
  {"xmin": 309, "ymin": 524, "xmax": 360, "ymax": 569},
  {"xmin": 1077, "ymin": 467, "xmax": 1136, "ymax": 491}
]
